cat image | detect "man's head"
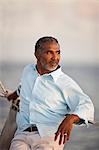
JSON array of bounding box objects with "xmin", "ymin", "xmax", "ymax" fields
[{"xmin": 35, "ymin": 36, "xmax": 60, "ymax": 74}]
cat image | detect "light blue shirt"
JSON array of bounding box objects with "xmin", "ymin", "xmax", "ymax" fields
[{"xmin": 16, "ymin": 64, "xmax": 94, "ymax": 137}]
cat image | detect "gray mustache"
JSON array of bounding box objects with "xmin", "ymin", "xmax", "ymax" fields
[{"xmin": 49, "ymin": 61, "xmax": 59, "ymax": 64}]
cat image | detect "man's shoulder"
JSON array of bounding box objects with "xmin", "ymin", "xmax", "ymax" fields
[
  {"xmin": 22, "ymin": 63, "xmax": 35, "ymax": 73},
  {"xmin": 60, "ymin": 72, "xmax": 82, "ymax": 92},
  {"xmin": 60, "ymin": 71, "xmax": 73, "ymax": 82},
  {"xmin": 24, "ymin": 63, "xmax": 35, "ymax": 70}
]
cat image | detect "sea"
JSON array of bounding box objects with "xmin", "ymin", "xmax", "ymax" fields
[{"xmin": 0, "ymin": 63, "xmax": 99, "ymax": 150}]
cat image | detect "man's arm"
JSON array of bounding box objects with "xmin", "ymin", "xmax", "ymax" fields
[
  {"xmin": 54, "ymin": 114, "xmax": 80, "ymax": 145},
  {"xmin": 55, "ymin": 86, "xmax": 94, "ymax": 145}
]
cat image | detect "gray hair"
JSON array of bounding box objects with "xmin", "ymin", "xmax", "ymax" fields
[{"xmin": 35, "ymin": 36, "xmax": 59, "ymax": 53}]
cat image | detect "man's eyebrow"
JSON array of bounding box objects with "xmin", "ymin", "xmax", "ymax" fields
[
  {"xmin": 47, "ymin": 49, "xmax": 60, "ymax": 51},
  {"xmin": 56, "ymin": 50, "xmax": 60, "ymax": 52}
]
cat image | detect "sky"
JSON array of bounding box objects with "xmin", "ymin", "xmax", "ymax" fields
[{"xmin": 0, "ymin": 0, "xmax": 99, "ymax": 66}]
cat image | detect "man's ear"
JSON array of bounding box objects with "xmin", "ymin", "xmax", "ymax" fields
[
  {"xmin": 34, "ymin": 50, "xmax": 40, "ymax": 59},
  {"xmin": 34, "ymin": 51, "xmax": 37, "ymax": 58}
]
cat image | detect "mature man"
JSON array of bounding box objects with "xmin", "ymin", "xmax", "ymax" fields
[{"xmin": 7, "ymin": 36, "xmax": 94, "ymax": 150}]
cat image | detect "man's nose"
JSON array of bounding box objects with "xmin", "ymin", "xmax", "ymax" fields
[{"xmin": 51, "ymin": 53, "xmax": 57, "ymax": 60}]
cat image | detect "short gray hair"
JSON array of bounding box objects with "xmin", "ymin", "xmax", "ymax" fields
[{"xmin": 35, "ymin": 36, "xmax": 59, "ymax": 52}]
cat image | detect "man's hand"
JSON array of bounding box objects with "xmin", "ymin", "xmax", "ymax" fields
[
  {"xmin": 6, "ymin": 90, "xmax": 19, "ymax": 101},
  {"xmin": 0, "ymin": 81, "xmax": 19, "ymax": 101},
  {"xmin": 54, "ymin": 114, "xmax": 80, "ymax": 145}
]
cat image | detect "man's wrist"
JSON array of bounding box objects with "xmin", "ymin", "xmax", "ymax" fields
[{"xmin": 67, "ymin": 114, "xmax": 80, "ymax": 124}]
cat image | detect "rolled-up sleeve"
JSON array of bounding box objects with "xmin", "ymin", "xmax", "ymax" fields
[{"xmin": 64, "ymin": 86, "xmax": 94, "ymax": 126}]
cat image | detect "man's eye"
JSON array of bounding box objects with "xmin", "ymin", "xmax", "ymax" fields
[
  {"xmin": 57, "ymin": 51, "xmax": 60, "ymax": 54},
  {"xmin": 46, "ymin": 51, "xmax": 60, "ymax": 55},
  {"xmin": 46, "ymin": 51, "xmax": 51, "ymax": 54}
]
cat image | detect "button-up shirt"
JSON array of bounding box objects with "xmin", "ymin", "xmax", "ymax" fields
[{"xmin": 16, "ymin": 64, "xmax": 94, "ymax": 137}]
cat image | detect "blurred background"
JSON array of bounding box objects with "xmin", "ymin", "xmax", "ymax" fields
[{"xmin": 0, "ymin": 0, "xmax": 99, "ymax": 149}]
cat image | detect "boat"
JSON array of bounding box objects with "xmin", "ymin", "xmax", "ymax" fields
[{"xmin": 0, "ymin": 98, "xmax": 20, "ymax": 150}]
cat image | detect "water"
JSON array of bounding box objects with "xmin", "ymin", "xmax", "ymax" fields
[{"xmin": 0, "ymin": 63, "xmax": 99, "ymax": 150}]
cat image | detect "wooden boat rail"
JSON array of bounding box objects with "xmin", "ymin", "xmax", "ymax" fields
[{"xmin": 0, "ymin": 98, "xmax": 20, "ymax": 150}]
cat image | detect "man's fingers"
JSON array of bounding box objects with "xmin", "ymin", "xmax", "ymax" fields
[
  {"xmin": 59, "ymin": 132, "xmax": 68, "ymax": 145},
  {"xmin": 63, "ymin": 134, "xmax": 67, "ymax": 144},
  {"xmin": 59, "ymin": 133, "xmax": 63, "ymax": 145},
  {"xmin": 0, "ymin": 93, "xmax": 5, "ymax": 97},
  {"xmin": 55, "ymin": 132, "xmax": 68, "ymax": 145},
  {"xmin": 54, "ymin": 131, "xmax": 60, "ymax": 141},
  {"xmin": 67, "ymin": 132, "xmax": 70, "ymax": 141}
]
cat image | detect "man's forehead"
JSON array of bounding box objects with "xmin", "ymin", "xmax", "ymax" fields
[{"xmin": 41, "ymin": 42, "xmax": 60, "ymax": 50}]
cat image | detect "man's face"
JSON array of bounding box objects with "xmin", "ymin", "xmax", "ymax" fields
[{"xmin": 36, "ymin": 42, "xmax": 60, "ymax": 72}]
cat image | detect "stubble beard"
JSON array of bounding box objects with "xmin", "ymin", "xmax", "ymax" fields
[{"xmin": 43, "ymin": 62, "xmax": 59, "ymax": 72}]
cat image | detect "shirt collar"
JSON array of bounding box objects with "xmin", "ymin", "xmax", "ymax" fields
[
  {"xmin": 34, "ymin": 64, "xmax": 63, "ymax": 82},
  {"xmin": 49, "ymin": 67, "xmax": 63, "ymax": 82}
]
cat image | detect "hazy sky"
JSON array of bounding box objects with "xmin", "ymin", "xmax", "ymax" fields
[{"xmin": 0, "ymin": 0, "xmax": 99, "ymax": 65}]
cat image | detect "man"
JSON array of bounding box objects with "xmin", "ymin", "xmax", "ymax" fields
[{"xmin": 7, "ymin": 36, "xmax": 94, "ymax": 150}]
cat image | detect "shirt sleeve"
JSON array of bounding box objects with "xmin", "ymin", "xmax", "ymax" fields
[
  {"xmin": 63, "ymin": 82, "xmax": 94, "ymax": 127},
  {"xmin": 16, "ymin": 83, "xmax": 21, "ymax": 96},
  {"xmin": 16, "ymin": 64, "xmax": 32, "ymax": 97}
]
